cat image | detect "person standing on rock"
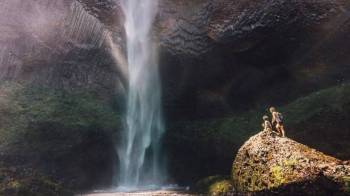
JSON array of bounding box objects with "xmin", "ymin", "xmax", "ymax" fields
[
  {"xmin": 270, "ymin": 107, "xmax": 285, "ymax": 137},
  {"xmin": 262, "ymin": 115, "xmax": 273, "ymax": 132}
]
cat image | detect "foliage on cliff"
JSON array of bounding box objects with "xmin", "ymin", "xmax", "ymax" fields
[
  {"xmin": 0, "ymin": 168, "xmax": 73, "ymax": 196},
  {"xmin": 0, "ymin": 82, "xmax": 121, "ymax": 191}
]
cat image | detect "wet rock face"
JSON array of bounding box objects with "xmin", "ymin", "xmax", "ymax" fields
[
  {"xmin": 2, "ymin": 0, "xmax": 350, "ymax": 115},
  {"xmin": 232, "ymin": 131, "xmax": 350, "ymax": 194},
  {"xmin": 0, "ymin": 0, "xmax": 123, "ymax": 96},
  {"xmin": 157, "ymin": 0, "xmax": 343, "ymax": 55},
  {"xmin": 1, "ymin": 0, "xmax": 350, "ymax": 190},
  {"xmin": 156, "ymin": 0, "xmax": 350, "ymax": 119},
  {"xmin": 82, "ymin": 0, "xmax": 347, "ymax": 55},
  {"xmin": 0, "ymin": 1, "xmax": 124, "ymax": 191}
]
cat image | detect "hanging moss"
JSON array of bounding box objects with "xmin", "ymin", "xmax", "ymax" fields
[
  {"xmin": 0, "ymin": 82, "xmax": 121, "ymax": 146},
  {"xmin": 0, "ymin": 82, "xmax": 122, "ymax": 192}
]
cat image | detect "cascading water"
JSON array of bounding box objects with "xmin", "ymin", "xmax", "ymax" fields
[{"xmin": 117, "ymin": 0, "xmax": 166, "ymax": 189}]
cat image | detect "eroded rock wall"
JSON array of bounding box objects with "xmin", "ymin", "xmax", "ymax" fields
[{"xmin": 0, "ymin": 0, "xmax": 124, "ymax": 95}]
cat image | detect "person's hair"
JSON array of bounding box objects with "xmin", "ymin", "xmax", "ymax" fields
[
  {"xmin": 263, "ymin": 115, "xmax": 269, "ymax": 120},
  {"xmin": 269, "ymin": 107, "xmax": 276, "ymax": 113}
]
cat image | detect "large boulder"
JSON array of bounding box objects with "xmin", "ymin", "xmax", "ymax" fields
[{"xmin": 232, "ymin": 130, "xmax": 350, "ymax": 195}]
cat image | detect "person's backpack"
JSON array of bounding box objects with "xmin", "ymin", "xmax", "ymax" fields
[{"xmin": 275, "ymin": 112, "xmax": 283, "ymax": 123}]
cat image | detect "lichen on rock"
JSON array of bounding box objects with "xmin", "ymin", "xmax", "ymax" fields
[{"xmin": 232, "ymin": 130, "xmax": 350, "ymax": 195}]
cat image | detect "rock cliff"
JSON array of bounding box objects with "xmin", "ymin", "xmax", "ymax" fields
[
  {"xmin": 2, "ymin": 0, "xmax": 350, "ymax": 115},
  {"xmin": 0, "ymin": 0, "xmax": 124, "ymax": 95},
  {"xmin": 1, "ymin": 0, "xmax": 350, "ymax": 193}
]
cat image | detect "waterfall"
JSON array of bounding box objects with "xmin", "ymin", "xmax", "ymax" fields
[{"xmin": 117, "ymin": 0, "xmax": 166, "ymax": 189}]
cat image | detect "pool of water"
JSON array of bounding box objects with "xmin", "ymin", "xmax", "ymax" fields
[
  {"xmin": 79, "ymin": 185, "xmax": 196, "ymax": 196},
  {"xmin": 80, "ymin": 190, "xmax": 196, "ymax": 196}
]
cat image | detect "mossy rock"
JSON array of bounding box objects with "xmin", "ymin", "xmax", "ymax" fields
[
  {"xmin": 232, "ymin": 131, "xmax": 350, "ymax": 194},
  {"xmin": 195, "ymin": 175, "xmax": 233, "ymax": 195},
  {"xmin": 343, "ymin": 176, "xmax": 350, "ymax": 193},
  {"xmin": 0, "ymin": 168, "xmax": 73, "ymax": 196}
]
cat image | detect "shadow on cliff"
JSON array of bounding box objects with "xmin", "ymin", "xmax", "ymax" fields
[
  {"xmin": 165, "ymin": 83, "xmax": 350, "ymax": 187},
  {"xmin": 0, "ymin": 82, "xmax": 122, "ymax": 195}
]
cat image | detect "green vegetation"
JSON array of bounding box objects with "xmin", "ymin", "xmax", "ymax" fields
[
  {"xmin": 344, "ymin": 176, "xmax": 350, "ymax": 193},
  {"xmin": 169, "ymin": 83, "xmax": 350, "ymax": 157},
  {"xmin": 232, "ymin": 158, "xmax": 265, "ymax": 192},
  {"xmin": 0, "ymin": 82, "xmax": 121, "ymax": 193},
  {"xmin": 0, "ymin": 82, "xmax": 120, "ymax": 146},
  {"xmin": 270, "ymin": 166, "xmax": 285, "ymax": 188},
  {"xmin": 282, "ymin": 83, "xmax": 350, "ymax": 125},
  {"xmin": 0, "ymin": 168, "xmax": 73, "ymax": 196},
  {"xmin": 168, "ymin": 83, "xmax": 350, "ymax": 194},
  {"xmin": 195, "ymin": 175, "xmax": 233, "ymax": 195},
  {"xmin": 268, "ymin": 159, "xmax": 298, "ymax": 189},
  {"xmin": 232, "ymin": 157, "xmax": 300, "ymax": 192},
  {"xmin": 169, "ymin": 83, "xmax": 350, "ymax": 154}
]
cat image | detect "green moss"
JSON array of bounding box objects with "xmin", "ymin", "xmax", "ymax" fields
[
  {"xmin": 233, "ymin": 158, "xmax": 266, "ymax": 192},
  {"xmin": 233, "ymin": 156, "xmax": 303, "ymax": 192},
  {"xmin": 167, "ymin": 110, "xmax": 262, "ymax": 158},
  {"xmin": 0, "ymin": 82, "xmax": 121, "ymax": 192},
  {"xmin": 8, "ymin": 180, "xmax": 21, "ymax": 189},
  {"xmin": 282, "ymin": 84, "xmax": 350, "ymax": 125},
  {"xmin": 269, "ymin": 166, "xmax": 285, "ymax": 188},
  {"xmin": 195, "ymin": 175, "xmax": 233, "ymax": 195},
  {"xmin": 0, "ymin": 82, "xmax": 121, "ymax": 146},
  {"xmin": 209, "ymin": 179, "xmax": 233, "ymax": 195},
  {"xmin": 283, "ymin": 159, "xmax": 298, "ymax": 166},
  {"xmin": 343, "ymin": 176, "xmax": 350, "ymax": 193},
  {"xmin": 0, "ymin": 168, "xmax": 73, "ymax": 196},
  {"xmin": 171, "ymin": 83, "xmax": 350, "ymax": 149}
]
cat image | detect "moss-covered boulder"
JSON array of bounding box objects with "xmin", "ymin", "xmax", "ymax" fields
[
  {"xmin": 194, "ymin": 175, "xmax": 233, "ymax": 195},
  {"xmin": 232, "ymin": 131, "xmax": 350, "ymax": 195}
]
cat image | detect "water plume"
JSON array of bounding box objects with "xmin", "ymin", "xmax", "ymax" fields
[{"xmin": 116, "ymin": 0, "xmax": 166, "ymax": 190}]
